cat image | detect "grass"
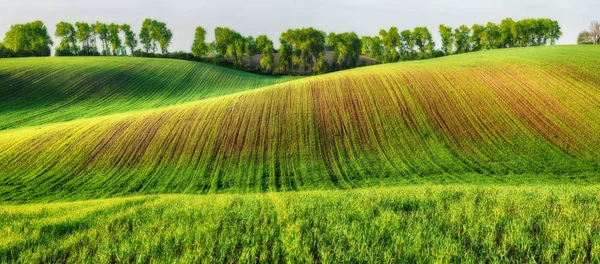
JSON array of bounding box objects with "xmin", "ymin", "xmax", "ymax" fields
[
  {"xmin": 2, "ymin": 185, "xmax": 600, "ymax": 263},
  {"xmin": 0, "ymin": 56, "xmax": 296, "ymax": 130},
  {"xmin": 0, "ymin": 45, "xmax": 599, "ymax": 202},
  {"xmin": 1, "ymin": 45, "xmax": 600, "ymax": 262}
]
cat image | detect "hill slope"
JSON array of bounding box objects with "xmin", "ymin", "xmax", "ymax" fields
[
  {"xmin": 1, "ymin": 45, "xmax": 599, "ymax": 202},
  {"xmin": 0, "ymin": 57, "xmax": 294, "ymax": 130}
]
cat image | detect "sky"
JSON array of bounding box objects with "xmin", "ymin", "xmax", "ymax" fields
[{"xmin": 0, "ymin": 0, "xmax": 598, "ymax": 52}]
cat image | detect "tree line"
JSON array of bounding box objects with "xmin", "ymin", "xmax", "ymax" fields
[
  {"xmin": 1, "ymin": 17, "xmax": 563, "ymax": 75},
  {"xmin": 362, "ymin": 18, "xmax": 561, "ymax": 63},
  {"xmin": 0, "ymin": 19, "xmax": 171, "ymax": 58},
  {"xmin": 578, "ymin": 21, "xmax": 600, "ymax": 44}
]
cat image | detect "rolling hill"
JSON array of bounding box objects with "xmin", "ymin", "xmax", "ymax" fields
[
  {"xmin": 0, "ymin": 45, "xmax": 599, "ymax": 202},
  {"xmin": 0, "ymin": 57, "xmax": 295, "ymax": 130}
]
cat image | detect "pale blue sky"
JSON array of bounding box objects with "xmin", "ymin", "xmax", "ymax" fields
[{"xmin": 0, "ymin": 0, "xmax": 597, "ymax": 52}]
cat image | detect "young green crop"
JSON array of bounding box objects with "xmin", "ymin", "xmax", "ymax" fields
[
  {"xmin": 2, "ymin": 185, "xmax": 600, "ymax": 263},
  {"xmin": 0, "ymin": 56, "xmax": 295, "ymax": 130},
  {"xmin": 0, "ymin": 46, "xmax": 599, "ymax": 203}
]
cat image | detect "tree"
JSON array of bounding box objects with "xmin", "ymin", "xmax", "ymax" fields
[
  {"xmin": 515, "ymin": 19, "xmax": 535, "ymax": 47},
  {"xmin": 327, "ymin": 32, "xmax": 361, "ymax": 70},
  {"xmin": 439, "ymin": 24, "xmax": 454, "ymax": 55},
  {"xmin": 278, "ymin": 39, "xmax": 292, "ymax": 74},
  {"xmin": 280, "ymin": 28, "xmax": 326, "ymax": 73},
  {"xmin": 577, "ymin": 21, "xmax": 599, "ymax": 44},
  {"xmin": 90, "ymin": 23, "xmax": 98, "ymax": 52},
  {"xmin": 95, "ymin": 22, "xmax": 110, "ymax": 55},
  {"xmin": 256, "ymin": 35, "xmax": 274, "ymax": 73},
  {"xmin": 139, "ymin": 19, "xmax": 172, "ymax": 54},
  {"xmin": 548, "ymin": 20, "xmax": 562, "ymax": 45},
  {"xmin": 578, "ymin": 31, "xmax": 594, "ymax": 44},
  {"xmin": 313, "ymin": 53, "xmax": 329, "ymax": 75},
  {"xmin": 140, "ymin": 19, "xmax": 153, "ymax": 53},
  {"xmin": 379, "ymin": 27, "xmax": 400, "ymax": 62},
  {"xmin": 243, "ymin": 36, "xmax": 257, "ymax": 67},
  {"xmin": 400, "ymin": 29, "xmax": 415, "ymax": 60},
  {"xmin": 157, "ymin": 22, "xmax": 172, "ymax": 54},
  {"xmin": 75, "ymin": 22, "xmax": 93, "ymax": 55},
  {"xmin": 120, "ymin": 24, "xmax": 137, "ymax": 55},
  {"xmin": 234, "ymin": 36, "xmax": 247, "ymax": 66},
  {"xmin": 108, "ymin": 23, "xmax": 122, "ymax": 56},
  {"xmin": 470, "ymin": 24, "xmax": 486, "ymax": 51},
  {"xmin": 484, "ymin": 22, "xmax": 502, "ymax": 49},
  {"xmin": 454, "ymin": 25, "xmax": 471, "ymax": 54},
  {"xmin": 361, "ymin": 36, "xmax": 384, "ymax": 62},
  {"xmin": 2, "ymin": 21, "xmax": 53, "ymax": 56},
  {"xmin": 0, "ymin": 43, "xmax": 14, "ymax": 58},
  {"xmin": 500, "ymin": 18, "xmax": 517, "ymax": 48},
  {"xmin": 55, "ymin": 21, "xmax": 78, "ymax": 56},
  {"xmin": 214, "ymin": 27, "xmax": 244, "ymax": 66},
  {"xmin": 191, "ymin": 26, "xmax": 208, "ymax": 57},
  {"xmin": 413, "ymin": 27, "xmax": 434, "ymax": 58}
]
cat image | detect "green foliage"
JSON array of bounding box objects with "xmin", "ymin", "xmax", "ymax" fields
[
  {"xmin": 327, "ymin": 32, "xmax": 361, "ymax": 70},
  {"xmin": 360, "ymin": 36, "xmax": 384, "ymax": 62},
  {"xmin": 278, "ymin": 39, "xmax": 292, "ymax": 73},
  {"xmin": 470, "ymin": 24, "xmax": 486, "ymax": 51},
  {"xmin": 313, "ymin": 52, "xmax": 329, "ymax": 74},
  {"xmin": 256, "ymin": 35, "xmax": 274, "ymax": 73},
  {"xmin": 438, "ymin": 24, "xmax": 454, "ymax": 55},
  {"xmin": 108, "ymin": 23, "xmax": 122, "ymax": 56},
  {"xmin": 454, "ymin": 25, "xmax": 471, "ymax": 54},
  {"xmin": 500, "ymin": 18, "xmax": 517, "ymax": 48},
  {"xmin": 139, "ymin": 19, "xmax": 152, "ymax": 53},
  {"xmin": 120, "ymin": 24, "xmax": 137, "ymax": 54},
  {"xmin": 214, "ymin": 27, "xmax": 244, "ymax": 65},
  {"xmin": 280, "ymin": 27, "xmax": 326, "ymax": 73},
  {"xmin": 484, "ymin": 22, "xmax": 502, "ymax": 49},
  {"xmin": 94, "ymin": 22, "xmax": 110, "ymax": 55},
  {"xmin": 139, "ymin": 19, "xmax": 171, "ymax": 54},
  {"xmin": 412, "ymin": 27, "xmax": 434, "ymax": 59},
  {"xmin": 2, "ymin": 20, "xmax": 52, "ymax": 57},
  {"xmin": 191, "ymin": 26, "xmax": 208, "ymax": 57},
  {"xmin": 75, "ymin": 22, "xmax": 96, "ymax": 55},
  {"xmin": 379, "ymin": 27, "xmax": 400, "ymax": 62},
  {"xmin": 400, "ymin": 29, "xmax": 415, "ymax": 60}
]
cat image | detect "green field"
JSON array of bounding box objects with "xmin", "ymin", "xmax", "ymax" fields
[
  {"xmin": 0, "ymin": 57, "xmax": 296, "ymax": 130},
  {"xmin": 1, "ymin": 45, "xmax": 600, "ymax": 261},
  {"xmin": 2, "ymin": 186, "xmax": 600, "ymax": 263}
]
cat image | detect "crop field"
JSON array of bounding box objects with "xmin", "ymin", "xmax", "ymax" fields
[
  {"xmin": 0, "ymin": 46, "xmax": 599, "ymax": 202},
  {"xmin": 1, "ymin": 45, "xmax": 600, "ymax": 261},
  {"xmin": 0, "ymin": 57, "xmax": 295, "ymax": 130},
  {"xmin": 2, "ymin": 185, "xmax": 600, "ymax": 263}
]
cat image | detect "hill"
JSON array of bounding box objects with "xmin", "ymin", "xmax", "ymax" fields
[
  {"xmin": 0, "ymin": 45, "xmax": 599, "ymax": 202},
  {"xmin": 0, "ymin": 57, "xmax": 295, "ymax": 130}
]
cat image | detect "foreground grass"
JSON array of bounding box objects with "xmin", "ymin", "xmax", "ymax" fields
[{"xmin": 2, "ymin": 185, "xmax": 600, "ymax": 263}]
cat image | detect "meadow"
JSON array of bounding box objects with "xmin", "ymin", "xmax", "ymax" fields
[
  {"xmin": 1, "ymin": 45, "xmax": 600, "ymax": 262},
  {"xmin": 2, "ymin": 185, "xmax": 600, "ymax": 263},
  {"xmin": 0, "ymin": 57, "xmax": 295, "ymax": 130},
  {"xmin": 0, "ymin": 46, "xmax": 599, "ymax": 203}
]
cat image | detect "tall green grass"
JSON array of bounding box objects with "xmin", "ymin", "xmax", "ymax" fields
[
  {"xmin": 2, "ymin": 185, "xmax": 600, "ymax": 263},
  {"xmin": 0, "ymin": 46, "xmax": 599, "ymax": 202}
]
